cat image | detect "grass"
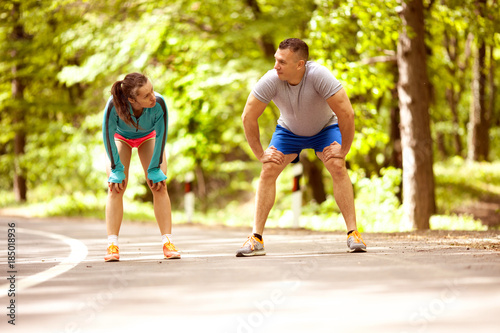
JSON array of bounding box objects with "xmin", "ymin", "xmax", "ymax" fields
[
  {"xmin": 434, "ymin": 157, "xmax": 500, "ymax": 213},
  {"xmin": 1, "ymin": 158, "xmax": 498, "ymax": 232}
]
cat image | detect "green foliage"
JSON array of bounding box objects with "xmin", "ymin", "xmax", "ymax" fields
[
  {"xmin": 295, "ymin": 167, "xmax": 404, "ymax": 232},
  {"xmin": 434, "ymin": 157, "xmax": 500, "ymax": 213},
  {"xmin": 3, "ymin": 158, "xmax": 492, "ymax": 234},
  {"xmin": 353, "ymin": 167, "xmax": 403, "ymax": 231},
  {"xmin": 238, "ymin": 162, "xmax": 489, "ymax": 232},
  {"xmin": 0, "ymin": 0, "xmax": 106, "ymax": 198},
  {"xmin": 430, "ymin": 215, "xmax": 486, "ymax": 231},
  {"xmin": 23, "ymin": 116, "xmax": 105, "ymax": 197},
  {"xmin": 42, "ymin": 192, "xmax": 106, "ymax": 218},
  {"xmin": 0, "ymin": 190, "xmax": 16, "ymax": 207},
  {"xmin": 308, "ymin": 0, "xmax": 401, "ymax": 174}
]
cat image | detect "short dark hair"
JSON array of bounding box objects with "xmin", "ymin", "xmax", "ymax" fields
[{"xmin": 278, "ymin": 38, "xmax": 309, "ymax": 61}]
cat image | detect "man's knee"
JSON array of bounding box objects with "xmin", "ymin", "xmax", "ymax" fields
[
  {"xmin": 324, "ymin": 157, "xmax": 346, "ymax": 178},
  {"xmin": 260, "ymin": 162, "xmax": 283, "ymax": 181}
]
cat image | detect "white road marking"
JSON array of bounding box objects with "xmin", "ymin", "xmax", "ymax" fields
[{"xmin": 0, "ymin": 228, "xmax": 88, "ymax": 298}]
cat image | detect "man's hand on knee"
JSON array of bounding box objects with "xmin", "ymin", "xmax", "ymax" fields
[
  {"xmin": 322, "ymin": 142, "xmax": 345, "ymax": 162},
  {"xmin": 259, "ymin": 146, "xmax": 285, "ymax": 165}
]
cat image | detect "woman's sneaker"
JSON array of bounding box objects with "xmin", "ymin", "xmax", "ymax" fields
[
  {"xmin": 347, "ymin": 231, "xmax": 367, "ymax": 252},
  {"xmin": 163, "ymin": 242, "xmax": 181, "ymax": 259},
  {"xmin": 236, "ymin": 235, "xmax": 266, "ymax": 257},
  {"xmin": 104, "ymin": 243, "xmax": 120, "ymax": 262}
]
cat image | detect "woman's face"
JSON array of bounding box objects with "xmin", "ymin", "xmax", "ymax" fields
[{"xmin": 129, "ymin": 80, "xmax": 156, "ymax": 109}]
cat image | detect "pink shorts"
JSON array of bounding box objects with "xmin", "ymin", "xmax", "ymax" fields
[{"xmin": 114, "ymin": 131, "xmax": 156, "ymax": 148}]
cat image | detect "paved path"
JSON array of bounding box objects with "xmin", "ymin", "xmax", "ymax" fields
[{"xmin": 1, "ymin": 216, "xmax": 499, "ymax": 333}]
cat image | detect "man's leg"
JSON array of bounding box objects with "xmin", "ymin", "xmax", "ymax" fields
[
  {"xmin": 236, "ymin": 153, "xmax": 297, "ymax": 257},
  {"xmin": 317, "ymin": 146, "xmax": 366, "ymax": 252},
  {"xmin": 317, "ymin": 151, "xmax": 357, "ymax": 231},
  {"xmin": 253, "ymin": 154, "xmax": 298, "ymax": 235}
]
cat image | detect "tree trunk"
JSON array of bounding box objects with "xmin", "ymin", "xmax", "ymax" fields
[
  {"xmin": 397, "ymin": 0, "xmax": 435, "ymax": 230},
  {"xmin": 12, "ymin": 82, "xmax": 27, "ymax": 202},
  {"xmin": 489, "ymin": 45, "xmax": 497, "ymax": 127},
  {"xmin": 389, "ymin": 85, "xmax": 403, "ymax": 203},
  {"xmin": 443, "ymin": 28, "xmax": 469, "ymax": 156},
  {"xmin": 11, "ymin": 2, "xmax": 27, "ymax": 202},
  {"xmin": 389, "ymin": 90, "xmax": 402, "ymax": 170},
  {"xmin": 445, "ymin": 87, "xmax": 463, "ymax": 155},
  {"xmin": 245, "ymin": 0, "xmax": 276, "ymax": 58},
  {"xmin": 301, "ymin": 155, "xmax": 326, "ymax": 204},
  {"xmin": 467, "ymin": 0, "xmax": 489, "ymax": 162},
  {"xmin": 467, "ymin": 39, "xmax": 489, "ymax": 161},
  {"xmin": 195, "ymin": 164, "xmax": 207, "ymax": 212},
  {"xmin": 436, "ymin": 132, "xmax": 447, "ymax": 159}
]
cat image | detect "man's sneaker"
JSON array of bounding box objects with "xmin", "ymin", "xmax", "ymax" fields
[
  {"xmin": 163, "ymin": 242, "xmax": 181, "ymax": 259},
  {"xmin": 236, "ymin": 235, "xmax": 266, "ymax": 257},
  {"xmin": 104, "ymin": 243, "xmax": 120, "ymax": 262},
  {"xmin": 347, "ymin": 231, "xmax": 367, "ymax": 252}
]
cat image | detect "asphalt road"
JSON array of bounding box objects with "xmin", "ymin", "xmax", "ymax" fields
[{"xmin": 1, "ymin": 216, "xmax": 499, "ymax": 333}]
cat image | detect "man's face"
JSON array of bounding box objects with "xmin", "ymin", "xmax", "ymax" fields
[
  {"xmin": 274, "ymin": 48, "xmax": 301, "ymax": 82},
  {"xmin": 130, "ymin": 80, "xmax": 156, "ymax": 109}
]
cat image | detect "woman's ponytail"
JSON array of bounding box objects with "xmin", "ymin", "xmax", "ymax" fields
[{"xmin": 110, "ymin": 73, "xmax": 148, "ymax": 129}]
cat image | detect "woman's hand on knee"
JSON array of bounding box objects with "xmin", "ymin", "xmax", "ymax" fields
[
  {"xmin": 108, "ymin": 179, "xmax": 127, "ymax": 194},
  {"xmin": 148, "ymin": 179, "xmax": 166, "ymax": 192}
]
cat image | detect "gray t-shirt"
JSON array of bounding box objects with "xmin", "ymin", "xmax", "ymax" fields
[{"xmin": 252, "ymin": 61, "xmax": 343, "ymax": 137}]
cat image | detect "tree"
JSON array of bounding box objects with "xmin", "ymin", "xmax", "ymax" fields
[
  {"xmin": 7, "ymin": 2, "xmax": 29, "ymax": 201},
  {"xmin": 397, "ymin": 0, "xmax": 435, "ymax": 230},
  {"xmin": 0, "ymin": 0, "xmax": 108, "ymax": 202},
  {"xmin": 431, "ymin": 1, "xmax": 474, "ymax": 157},
  {"xmin": 467, "ymin": 0, "xmax": 490, "ymax": 162}
]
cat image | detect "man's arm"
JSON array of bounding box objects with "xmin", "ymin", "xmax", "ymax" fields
[
  {"xmin": 326, "ymin": 87, "xmax": 355, "ymax": 158},
  {"xmin": 242, "ymin": 93, "xmax": 284, "ymax": 164}
]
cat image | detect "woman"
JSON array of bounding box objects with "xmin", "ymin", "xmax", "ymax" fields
[{"xmin": 102, "ymin": 72, "xmax": 180, "ymax": 261}]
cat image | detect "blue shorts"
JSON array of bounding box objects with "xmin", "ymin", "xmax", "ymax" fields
[{"xmin": 269, "ymin": 124, "xmax": 342, "ymax": 163}]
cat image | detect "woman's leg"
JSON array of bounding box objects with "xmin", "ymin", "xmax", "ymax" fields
[
  {"xmin": 137, "ymin": 140, "xmax": 172, "ymax": 235},
  {"xmin": 105, "ymin": 141, "xmax": 132, "ymax": 236}
]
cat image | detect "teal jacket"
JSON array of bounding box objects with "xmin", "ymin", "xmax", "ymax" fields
[{"xmin": 103, "ymin": 93, "xmax": 168, "ymax": 184}]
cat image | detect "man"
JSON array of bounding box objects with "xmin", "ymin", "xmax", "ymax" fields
[{"xmin": 237, "ymin": 38, "xmax": 366, "ymax": 257}]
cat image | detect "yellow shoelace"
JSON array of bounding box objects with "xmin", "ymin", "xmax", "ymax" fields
[
  {"xmin": 241, "ymin": 236, "xmax": 261, "ymax": 250},
  {"xmin": 164, "ymin": 242, "xmax": 179, "ymax": 252},
  {"xmin": 351, "ymin": 231, "xmax": 367, "ymax": 246},
  {"xmin": 107, "ymin": 244, "xmax": 119, "ymax": 254}
]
